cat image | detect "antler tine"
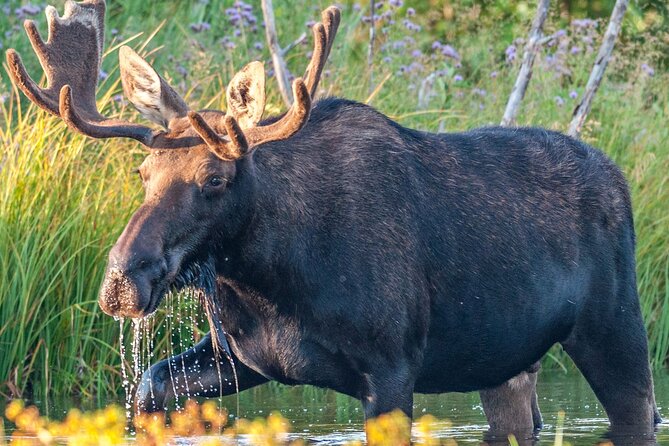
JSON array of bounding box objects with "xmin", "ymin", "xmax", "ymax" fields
[
  {"xmin": 192, "ymin": 78, "xmax": 310, "ymax": 161},
  {"xmin": 6, "ymin": 0, "xmax": 156, "ymax": 146},
  {"xmin": 60, "ymin": 85, "xmax": 155, "ymax": 145},
  {"xmin": 193, "ymin": 6, "xmax": 337, "ymax": 160},
  {"xmin": 322, "ymin": 6, "xmax": 341, "ymax": 61},
  {"xmin": 243, "ymin": 78, "xmax": 311, "ymax": 147},
  {"xmin": 187, "ymin": 112, "xmax": 248, "ymax": 161},
  {"xmin": 304, "ymin": 6, "xmax": 341, "ymax": 98}
]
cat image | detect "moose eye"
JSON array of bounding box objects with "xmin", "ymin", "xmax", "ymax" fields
[{"xmin": 207, "ymin": 176, "xmax": 225, "ymax": 188}]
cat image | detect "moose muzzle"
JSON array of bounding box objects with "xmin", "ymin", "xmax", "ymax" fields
[{"xmin": 98, "ymin": 206, "xmax": 169, "ymax": 318}]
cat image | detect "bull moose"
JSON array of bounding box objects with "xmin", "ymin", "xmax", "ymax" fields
[{"xmin": 7, "ymin": 0, "xmax": 661, "ymax": 442}]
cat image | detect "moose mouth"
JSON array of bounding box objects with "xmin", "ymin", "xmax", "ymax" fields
[{"xmin": 99, "ymin": 257, "xmax": 217, "ymax": 319}]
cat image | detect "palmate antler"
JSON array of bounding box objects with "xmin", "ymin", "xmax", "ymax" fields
[
  {"xmin": 6, "ymin": 0, "xmax": 341, "ymax": 160},
  {"xmin": 188, "ymin": 6, "xmax": 341, "ymax": 160},
  {"xmin": 6, "ymin": 0, "xmax": 156, "ymax": 145}
]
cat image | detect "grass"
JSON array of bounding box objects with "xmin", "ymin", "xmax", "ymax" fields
[{"xmin": 0, "ymin": 0, "xmax": 667, "ymax": 399}]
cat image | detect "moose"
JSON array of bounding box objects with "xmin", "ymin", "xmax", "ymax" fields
[{"xmin": 8, "ymin": 0, "xmax": 661, "ymax": 442}]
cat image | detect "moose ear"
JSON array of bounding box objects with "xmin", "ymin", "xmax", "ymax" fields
[
  {"xmin": 119, "ymin": 46, "xmax": 189, "ymax": 128},
  {"xmin": 226, "ymin": 61, "xmax": 266, "ymax": 129}
]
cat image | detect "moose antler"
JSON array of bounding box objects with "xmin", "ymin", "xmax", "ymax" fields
[
  {"xmin": 304, "ymin": 6, "xmax": 341, "ymax": 98},
  {"xmin": 6, "ymin": 0, "xmax": 156, "ymax": 145},
  {"xmin": 7, "ymin": 1, "xmax": 340, "ymax": 159},
  {"xmin": 189, "ymin": 6, "xmax": 340, "ymax": 160}
]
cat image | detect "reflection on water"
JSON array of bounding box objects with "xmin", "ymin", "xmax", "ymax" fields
[{"xmin": 5, "ymin": 370, "xmax": 669, "ymax": 445}]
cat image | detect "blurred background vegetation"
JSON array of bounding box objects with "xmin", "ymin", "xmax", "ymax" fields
[{"xmin": 0, "ymin": 0, "xmax": 667, "ymax": 403}]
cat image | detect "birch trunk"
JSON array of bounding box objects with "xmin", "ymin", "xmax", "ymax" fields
[
  {"xmin": 367, "ymin": 0, "xmax": 376, "ymax": 95},
  {"xmin": 261, "ymin": 0, "xmax": 293, "ymax": 106},
  {"xmin": 501, "ymin": 0, "xmax": 551, "ymax": 126},
  {"xmin": 567, "ymin": 0, "xmax": 629, "ymax": 137}
]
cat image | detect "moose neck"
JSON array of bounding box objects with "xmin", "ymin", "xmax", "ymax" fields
[{"xmin": 213, "ymin": 140, "xmax": 324, "ymax": 303}]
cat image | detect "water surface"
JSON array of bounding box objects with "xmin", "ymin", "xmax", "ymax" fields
[{"xmin": 8, "ymin": 370, "xmax": 669, "ymax": 445}]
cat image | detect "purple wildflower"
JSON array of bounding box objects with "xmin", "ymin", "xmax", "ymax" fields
[
  {"xmin": 505, "ymin": 45, "xmax": 517, "ymax": 62},
  {"xmin": 570, "ymin": 46, "xmax": 580, "ymax": 54},
  {"xmin": 554, "ymin": 96, "xmax": 565, "ymax": 107},
  {"xmin": 99, "ymin": 70, "xmax": 108, "ymax": 80},
  {"xmin": 569, "ymin": 90, "xmax": 578, "ymax": 99},
  {"xmin": 432, "ymin": 41, "xmax": 442, "ymax": 50},
  {"xmin": 490, "ymin": 71, "xmax": 498, "ymax": 78},
  {"xmin": 411, "ymin": 49, "xmax": 422, "ymax": 58},
  {"xmin": 189, "ymin": 22, "xmax": 211, "ymax": 33},
  {"xmin": 572, "ymin": 18, "xmax": 597, "ymax": 28},
  {"xmin": 254, "ymin": 42, "xmax": 263, "ymax": 51},
  {"xmin": 441, "ymin": 44, "xmax": 460, "ymax": 60},
  {"xmin": 406, "ymin": 7, "xmax": 415, "ymax": 16},
  {"xmin": 453, "ymin": 74, "xmax": 463, "ymax": 82},
  {"xmin": 15, "ymin": 4, "xmax": 41, "ymax": 19},
  {"xmin": 389, "ymin": 0, "xmax": 403, "ymax": 7},
  {"xmin": 641, "ymin": 63, "xmax": 655, "ymax": 77},
  {"xmin": 391, "ymin": 40, "xmax": 405, "ymax": 49}
]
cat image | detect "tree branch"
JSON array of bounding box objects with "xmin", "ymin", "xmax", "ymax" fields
[
  {"xmin": 567, "ymin": 0, "xmax": 629, "ymax": 138},
  {"xmin": 501, "ymin": 0, "xmax": 551, "ymax": 126},
  {"xmin": 261, "ymin": 0, "xmax": 293, "ymax": 106},
  {"xmin": 367, "ymin": 0, "xmax": 376, "ymax": 96}
]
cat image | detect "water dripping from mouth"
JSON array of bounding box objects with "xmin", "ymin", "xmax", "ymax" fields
[
  {"xmin": 116, "ymin": 316, "xmax": 132, "ymax": 426},
  {"xmin": 201, "ymin": 289, "xmax": 240, "ymax": 424},
  {"xmin": 165, "ymin": 291, "xmax": 181, "ymax": 411},
  {"xmin": 176, "ymin": 291, "xmax": 192, "ymax": 400}
]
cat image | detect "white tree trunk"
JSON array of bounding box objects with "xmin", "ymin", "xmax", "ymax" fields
[
  {"xmin": 501, "ymin": 0, "xmax": 551, "ymax": 126},
  {"xmin": 367, "ymin": 0, "xmax": 376, "ymax": 95},
  {"xmin": 567, "ymin": 0, "xmax": 629, "ymax": 137},
  {"xmin": 261, "ymin": 0, "xmax": 293, "ymax": 106}
]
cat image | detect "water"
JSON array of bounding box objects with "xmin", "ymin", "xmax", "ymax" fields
[
  {"xmin": 211, "ymin": 371, "xmax": 669, "ymax": 444},
  {"xmin": 6, "ymin": 371, "xmax": 668, "ymax": 444}
]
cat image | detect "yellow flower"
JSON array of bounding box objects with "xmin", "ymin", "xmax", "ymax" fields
[{"xmin": 4, "ymin": 400, "xmax": 24, "ymax": 422}]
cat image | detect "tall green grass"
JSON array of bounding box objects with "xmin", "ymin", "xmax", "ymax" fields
[{"xmin": 0, "ymin": 0, "xmax": 667, "ymax": 398}]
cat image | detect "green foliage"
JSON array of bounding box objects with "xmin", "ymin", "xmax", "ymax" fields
[{"xmin": 0, "ymin": 0, "xmax": 667, "ymax": 399}]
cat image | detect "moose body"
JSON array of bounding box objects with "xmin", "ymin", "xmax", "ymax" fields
[
  {"xmin": 135, "ymin": 98, "xmax": 657, "ymax": 432},
  {"xmin": 8, "ymin": 0, "xmax": 658, "ymax": 441}
]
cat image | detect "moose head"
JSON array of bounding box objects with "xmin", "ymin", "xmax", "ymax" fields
[{"xmin": 7, "ymin": 0, "xmax": 340, "ymax": 318}]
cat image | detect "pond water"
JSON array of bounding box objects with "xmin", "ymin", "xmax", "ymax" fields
[{"xmin": 6, "ymin": 370, "xmax": 669, "ymax": 445}]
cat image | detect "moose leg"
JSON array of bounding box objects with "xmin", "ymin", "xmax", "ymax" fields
[
  {"xmin": 360, "ymin": 366, "xmax": 415, "ymax": 420},
  {"xmin": 479, "ymin": 364, "xmax": 542, "ymax": 439},
  {"xmin": 561, "ymin": 293, "xmax": 656, "ymax": 433},
  {"xmin": 134, "ymin": 332, "xmax": 268, "ymax": 413}
]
